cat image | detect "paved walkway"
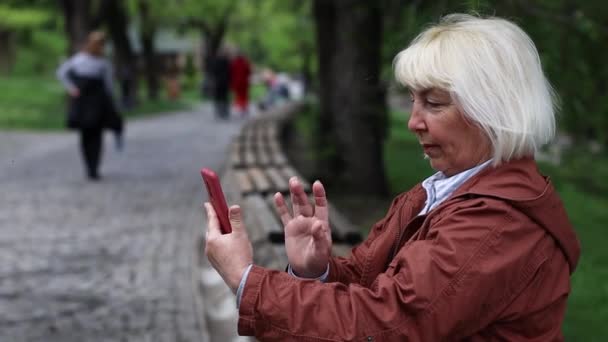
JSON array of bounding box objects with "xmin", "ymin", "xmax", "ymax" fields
[{"xmin": 0, "ymin": 106, "xmax": 244, "ymax": 341}]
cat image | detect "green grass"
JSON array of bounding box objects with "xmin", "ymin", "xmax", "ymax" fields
[
  {"xmin": 0, "ymin": 76, "xmax": 66, "ymax": 130},
  {"xmin": 556, "ymin": 185, "xmax": 608, "ymax": 341},
  {"xmin": 0, "ymin": 75, "xmax": 198, "ymax": 130}
]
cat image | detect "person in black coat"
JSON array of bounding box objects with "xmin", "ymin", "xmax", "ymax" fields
[
  {"xmin": 57, "ymin": 31, "xmax": 123, "ymax": 180},
  {"xmin": 209, "ymin": 48, "xmax": 232, "ymax": 120}
]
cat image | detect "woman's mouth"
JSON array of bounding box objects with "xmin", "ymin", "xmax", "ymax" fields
[{"xmin": 422, "ymin": 144, "xmax": 440, "ymax": 155}]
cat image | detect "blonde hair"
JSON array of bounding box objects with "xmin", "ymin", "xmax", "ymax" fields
[
  {"xmin": 84, "ymin": 31, "xmax": 106, "ymax": 56},
  {"xmin": 393, "ymin": 14, "xmax": 558, "ymax": 164}
]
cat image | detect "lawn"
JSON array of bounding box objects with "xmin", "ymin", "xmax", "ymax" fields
[
  {"xmin": 0, "ymin": 76, "xmax": 66, "ymax": 130},
  {"xmin": 0, "ymin": 75, "xmax": 198, "ymax": 131}
]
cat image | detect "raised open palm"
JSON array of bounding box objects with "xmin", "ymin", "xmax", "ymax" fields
[{"xmin": 274, "ymin": 177, "xmax": 332, "ymax": 278}]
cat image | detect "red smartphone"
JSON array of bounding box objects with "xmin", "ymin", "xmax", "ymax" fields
[{"xmin": 200, "ymin": 168, "xmax": 232, "ymax": 234}]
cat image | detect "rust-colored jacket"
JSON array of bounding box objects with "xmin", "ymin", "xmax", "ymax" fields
[{"xmin": 239, "ymin": 158, "xmax": 581, "ymax": 341}]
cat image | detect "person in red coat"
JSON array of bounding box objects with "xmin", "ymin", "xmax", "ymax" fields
[{"xmin": 230, "ymin": 52, "xmax": 252, "ymax": 116}]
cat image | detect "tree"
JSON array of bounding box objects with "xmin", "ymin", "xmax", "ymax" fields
[
  {"xmin": 164, "ymin": 0, "xmax": 238, "ymax": 96},
  {"xmin": 313, "ymin": 0, "xmax": 389, "ymax": 196},
  {"xmin": 137, "ymin": 0, "xmax": 160, "ymax": 100},
  {"xmin": 59, "ymin": 0, "xmax": 92, "ymax": 54},
  {"xmin": 94, "ymin": 0, "xmax": 139, "ymax": 105},
  {"xmin": 312, "ymin": 0, "xmax": 339, "ymax": 178},
  {"xmin": 228, "ymin": 0, "xmax": 315, "ymax": 76},
  {"xmin": 0, "ymin": 4, "xmax": 50, "ymax": 73}
]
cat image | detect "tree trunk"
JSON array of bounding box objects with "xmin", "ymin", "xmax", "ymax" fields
[
  {"xmin": 138, "ymin": 0, "xmax": 159, "ymax": 100},
  {"xmin": 60, "ymin": 0, "xmax": 91, "ymax": 55},
  {"xmin": 0, "ymin": 30, "xmax": 14, "ymax": 74},
  {"xmin": 202, "ymin": 29, "xmax": 223, "ymax": 81},
  {"xmin": 330, "ymin": 1, "xmax": 389, "ymax": 196},
  {"xmin": 200, "ymin": 18, "xmax": 228, "ymax": 98},
  {"xmin": 99, "ymin": 0, "xmax": 139, "ymax": 107},
  {"xmin": 312, "ymin": 0, "xmax": 342, "ymax": 180}
]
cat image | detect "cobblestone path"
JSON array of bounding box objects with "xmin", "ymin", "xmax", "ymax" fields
[{"xmin": 0, "ymin": 106, "xmax": 243, "ymax": 342}]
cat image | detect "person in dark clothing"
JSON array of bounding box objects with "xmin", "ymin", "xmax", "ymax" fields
[
  {"xmin": 118, "ymin": 63, "xmax": 135, "ymax": 109},
  {"xmin": 57, "ymin": 31, "xmax": 123, "ymax": 181},
  {"xmin": 209, "ymin": 49, "xmax": 232, "ymax": 120}
]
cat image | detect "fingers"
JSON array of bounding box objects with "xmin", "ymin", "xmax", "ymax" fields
[
  {"xmin": 312, "ymin": 180, "xmax": 329, "ymax": 222},
  {"xmin": 228, "ymin": 205, "xmax": 244, "ymax": 233},
  {"xmin": 311, "ymin": 220, "xmax": 332, "ymax": 251},
  {"xmin": 274, "ymin": 192, "xmax": 293, "ymax": 226},
  {"xmin": 290, "ymin": 177, "xmax": 313, "ymax": 217},
  {"xmin": 311, "ymin": 220, "xmax": 325, "ymax": 241},
  {"xmin": 204, "ymin": 202, "xmax": 221, "ymax": 238}
]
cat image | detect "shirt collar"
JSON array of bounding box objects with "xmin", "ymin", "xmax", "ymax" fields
[{"xmin": 420, "ymin": 159, "xmax": 492, "ymax": 215}]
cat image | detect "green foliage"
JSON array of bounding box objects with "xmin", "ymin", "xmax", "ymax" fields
[
  {"xmin": 227, "ymin": 0, "xmax": 314, "ymax": 73},
  {"xmin": 0, "ymin": 4, "xmax": 51, "ymax": 30},
  {"xmin": 510, "ymin": 3, "xmax": 608, "ymax": 146},
  {"xmin": 12, "ymin": 29, "xmax": 66, "ymax": 75},
  {"xmin": 181, "ymin": 53, "xmax": 199, "ymax": 89}
]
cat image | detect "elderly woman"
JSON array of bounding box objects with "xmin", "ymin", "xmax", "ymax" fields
[{"xmin": 204, "ymin": 14, "xmax": 580, "ymax": 341}]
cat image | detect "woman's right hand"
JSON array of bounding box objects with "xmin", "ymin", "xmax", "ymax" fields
[{"xmin": 274, "ymin": 178, "xmax": 332, "ymax": 278}]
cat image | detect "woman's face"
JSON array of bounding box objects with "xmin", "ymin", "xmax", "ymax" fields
[{"xmin": 408, "ymin": 88, "xmax": 492, "ymax": 177}]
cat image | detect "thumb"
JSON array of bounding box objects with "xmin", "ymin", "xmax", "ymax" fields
[
  {"xmin": 311, "ymin": 220, "xmax": 325, "ymax": 241},
  {"xmin": 229, "ymin": 205, "xmax": 244, "ymax": 232}
]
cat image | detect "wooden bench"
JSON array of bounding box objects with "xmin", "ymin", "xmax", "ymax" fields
[{"xmin": 221, "ymin": 102, "xmax": 362, "ymax": 269}]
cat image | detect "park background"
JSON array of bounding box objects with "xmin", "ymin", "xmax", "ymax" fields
[{"xmin": 1, "ymin": 0, "xmax": 606, "ymax": 340}]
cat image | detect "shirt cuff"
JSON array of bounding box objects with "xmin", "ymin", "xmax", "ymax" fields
[
  {"xmin": 287, "ymin": 264, "xmax": 330, "ymax": 282},
  {"xmin": 236, "ymin": 263, "xmax": 253, "ymax": 309}
]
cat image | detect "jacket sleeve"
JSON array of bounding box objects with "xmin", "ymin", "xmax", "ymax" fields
[
  {"xmin": 325, "ymin": 193, "xmax": 406, "ymax": 285},
  {"xmin": 237, "ymin": 199, "xmax": 549, "ymax": 341},
  {"xmin": 56, "ymin": 57, "xmax": 77, "ymax": 92}
]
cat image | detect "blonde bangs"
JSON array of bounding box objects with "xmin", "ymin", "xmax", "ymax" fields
[
  {"xmin": 393, "ymin": 14, "xmax": 557, "ymax": 163},
  {"xmin": 393, "ymin": 30, "xmax": 456, "ymax": 92}
]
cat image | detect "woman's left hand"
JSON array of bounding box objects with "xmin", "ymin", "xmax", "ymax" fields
[{"xmin": 204, "ymin": 203, "xmax": 253, "ymax": 294}]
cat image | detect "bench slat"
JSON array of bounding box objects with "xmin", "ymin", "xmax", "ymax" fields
[
  {"xmin": 244, "ymin": 144, "xmax": 256, "ymax": 166},
  {"xmin": 281, "ymin": 166, "xmax": 310, "ymax": 192},
  {"xmin": 268, "ymin": 142, "xmax": 287, "ymax": 166},
  {"xmin": 233, "ymin": 170, "xmax": 254, "ymax": 195},
  {"xmin": 265, "ymin": 167, "xmax": 290, "ymax": 194},
  {"xmin": 328, "ymin": 203, "xmax": 363, "ymax": 245},
  {"xmin": 248, "ymin": 167, "xmax": 272, "ymax": 194},
  {"xmin": 230, "ymin": 141, "xmax": 242, "ymax": 168},
  {"xmin": 257, "ymin": 144, "xmax": 270, "ymax": 166},
  {"xmin": 241, "ymin": 195, "xmax": 288, "ymax": 270}
]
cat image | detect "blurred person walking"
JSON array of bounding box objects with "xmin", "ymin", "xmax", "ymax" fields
[
  {"xmin": 57, "ymin": 31, "xmax": 123, "ymax": 181},
  {"xmin": 230, "ymin": 50, "xmax": 251, "ymax": 117},
  {"xmin": 210, "ymin": 48, "xmax": 232, "ymax": 120}
]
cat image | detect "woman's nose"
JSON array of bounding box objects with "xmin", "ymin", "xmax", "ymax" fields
[{"xmin": 408, "ymin": 103, "xmax": 426, "ymax": 132}]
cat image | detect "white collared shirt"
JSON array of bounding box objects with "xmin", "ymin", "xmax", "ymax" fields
[{"xmin": 419, "ymin": 160, "xmax": 493, "ymax": 216}]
